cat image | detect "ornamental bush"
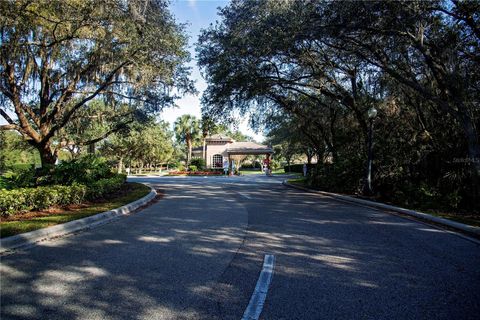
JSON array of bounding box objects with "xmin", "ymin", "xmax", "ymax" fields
[
  {"xmin": 190, "ymin": 158, "xmax": 206, "ymax": 170},
  {"xmin": 2, "ymin": 155, "xmax": 114, "ymax": 189},
  {"xmin": 284, "ymin": 164, "xmax": 306, "ymax": 173},
  {"xmin": 53, "ymin": 155, "xmax": 113, "ymax": 185},
  {"xmin": 0, "ymin": 183, "xmax": 87, "ymax": 216},
  {"xmin": 85, "ymin": 174, "xmax": 126, "ymax": 200},
  {"xmin": 0, "ymin": 174, "xmax": 126, "ymax": 216}
]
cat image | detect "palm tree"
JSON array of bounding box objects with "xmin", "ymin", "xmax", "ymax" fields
[{"xmin": 174, "ymin": 115, "xmax": 200, "ymax": 165}]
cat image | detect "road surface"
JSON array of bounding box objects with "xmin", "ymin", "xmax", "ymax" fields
[{"xmin": 1, "ymin": 175, "xmax": 479, "ymax": 319}]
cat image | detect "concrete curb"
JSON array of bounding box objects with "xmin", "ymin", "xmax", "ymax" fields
[
  {"xmin": 0, "ymin": 185, "xmax": 157, "ymax": 254},
  {"xmin": 283, "ymin": 180, "xmax": 480, "ymax": 237}
]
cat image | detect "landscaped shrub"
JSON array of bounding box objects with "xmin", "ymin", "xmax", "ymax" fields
[
  {"xmin": 188, "ymin": 165, "xmax": 198, "ymax": 172},
  {"xmin": 86, "ymin": 174, "xmax": 127, "ymax": 200},
  {"xmin": 284, "ymin": 164, "xmax": 314, "ymax": 173},
  {"xmin": 0, "ymin": 183, "xmax": 87, "ymax": 216},
  {"xmin": 2, "ymin": 166, "xmax": 37, "ymax": 188},
  {"xmin": 190, "ymin": 158, "xmax": 206, "ymax": 170},
  {"xmin": 1, "ymin": 155, "xmax": 114, "ymax": 188},
  {"xmin": 53, "ymin": 155, "xmax": 113, "ymax": 185},
  {"xmin": 0, "ymin": 174, "xmax": 126, "ymax": 216},
  {"xmin": 0, "ymin": 176, "xmax": 10, "ymax": 189},
  {"xmin": 270, "ymin": 159, "xmax": 281, "ymax": 171}
]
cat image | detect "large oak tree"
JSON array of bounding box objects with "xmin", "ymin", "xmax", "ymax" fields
[
  {"xmin": 0, "ymin": 0, "xmax": 193, "ymax": 166},
  {"xmin": 197, "ymin": 0, "xmax": 479, "ymax": 205}
]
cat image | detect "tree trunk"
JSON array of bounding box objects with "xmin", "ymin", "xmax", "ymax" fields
[
  {"xmin": 88, "ymin": 142, "xmax": 95, "ymax": 154},
  {"xmin": 203, "ymin": 138, "xmax": 207, "ymax": 163},
  {"xmin": 118, "ymin": 157, "xmax": 123, "ymax": 174},
  {"xmin": 187, "ymin": 138, "xmax": 192, "ymax": 165},
  {"xmin": 37, "ymin": 142, "xmax": 57, "ymax": 168}
]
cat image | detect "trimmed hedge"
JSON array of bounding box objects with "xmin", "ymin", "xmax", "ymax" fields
[
  {"xmin": 86, "ymin": 174, "xmax": 126, "ymax": 200},
  {"xmin": 284, "ymin": 164, "xmax": 318, "ymax": 173},
  {"xmin": 0, "ymin": 174, "xmax": 127, "ymax": 217},
  {"xmin": 0, "ymin": 184, "xmax": 87, "ymax": 216}
]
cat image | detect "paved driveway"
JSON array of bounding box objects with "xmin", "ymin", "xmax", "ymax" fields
[{"xmin": 1, "ymin": 175, "xmax": 479, "ymax": 319}]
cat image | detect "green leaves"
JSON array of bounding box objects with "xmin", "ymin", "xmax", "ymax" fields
[
  {"xmin": 0, "ymin": 174, "xmax": 126, "ymax": 216},
  {"xmin": 1, "ymin": 0, "xmax": 193, "ymax": 166},
  {"xmin": 100, "ymin": 120, "xmax": 174, "ymax": 167},
  {"xmin": 197, "ymin": 0, "xmax": 479, "ymax": 211},
  {"xmin": 0, "ymin": 183, "xmax": 87, "ymax": 216}
]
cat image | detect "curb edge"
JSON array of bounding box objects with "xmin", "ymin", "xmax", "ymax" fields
[
  {"xmin": 282, "ymin": 180, "xmax": 480, "ymax": 237},
  {"xmin": 0, "ymin": 184, "xmax": 157, "ymax": 253}
]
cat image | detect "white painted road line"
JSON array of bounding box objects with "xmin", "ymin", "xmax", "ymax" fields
[{"xmin": 241, "ymin": 254, "xmax": 275, "ymax": 320}]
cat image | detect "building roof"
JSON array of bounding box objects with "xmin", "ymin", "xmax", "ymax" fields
[
  {"xmin": 205, "ymin": 134, "xmax": 234, "ymax": 142},
  {"xmin": 226, "ymin": 141, "xmax": 274, "ymax": 155}
]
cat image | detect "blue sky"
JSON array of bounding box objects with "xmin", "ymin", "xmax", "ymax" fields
[{"xmin": 165, "ymin": 0, "xmax": 265, "ymax": 141}]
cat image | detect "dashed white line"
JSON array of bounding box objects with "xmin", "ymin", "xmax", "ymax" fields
[{"xmin": 241, "ymin": 254, "xmax": 275, "ymax": 320}]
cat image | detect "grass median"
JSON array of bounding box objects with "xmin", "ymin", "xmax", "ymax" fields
[{"xmin": 0, "ymin": 182, "xmax": 151, "ymax": 238}]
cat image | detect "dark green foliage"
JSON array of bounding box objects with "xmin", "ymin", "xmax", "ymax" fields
[
  {"xmin": 309, "ymin": 156, "xmax": 365, "ymax": 194},
  {"xmin": 190, "ymin": 158, "xmax": 206, "ymax": 170},
  {"xmin": 0, "ymin": 174, "xmax": 127, "ymax": 216},
  {"xmin": 53, "ymin": 156, "xmax": 113, "ymax": 185},
  {"xmin": 85, "ymin": 174, "xmax": 127, "ymax": 200},
  {"xmin": 1, "ymin": 155, "xmax": 114, "ymax": 188},
  {"xmin": 0, "ymin": 131, "xmax": 40, "ymax": 172},
  {"xmin": 240, "ymin": 162, "xmax": 261, "ymax": 169},
  {"xmin": 2, "ymin": 166, "xmax": 37, "ymax": 188},
  {"xmin": 284, "ymin": 164, "xmax": 307, "ymax": 173},
  {"xmin": 0, "ymin": 184, "xmax": 87, "ymax": 216},
  {"xmin": 1, "ymin": 0, "xmax": 193, "ymax": 166},
  {"xmin": 197, "ymin": 0, "xmax": 479, "ymax": 213}
]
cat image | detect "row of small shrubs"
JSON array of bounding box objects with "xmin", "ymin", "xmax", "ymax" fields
[
  {"xmin": 1, "ymin": 155, "xmax": 115, "ymax": 189},
  {"xmin": 284, "ymin": 164, "xmax": 318, "ymax": 173},
  {"xmin": 0, "ymin": 174, "xmax": 127, "ymax": 217},
  {"xmin": 0, "ymin": 184, "xmax": 87, "ymax": 216},
  {"xmin": 86, "ymin": 174, "xmax": 126, "ymax": 200}
]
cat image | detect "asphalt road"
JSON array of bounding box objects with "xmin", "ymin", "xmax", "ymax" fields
[{"xmin": 1, "ymin": 175, "xmax": 479, "ymax": 320}]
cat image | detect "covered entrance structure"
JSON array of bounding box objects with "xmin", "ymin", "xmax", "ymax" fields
[
  {"xmin": 226, "ymin": 141, "xmax": 274, "ymax": 175},
  {"xmin": 191, "ymin": 134, "xmax": 274, "ymax": 174},
  {"xmin": 225, "ymin": 141, "xmax": 274, "ymax": 175}
]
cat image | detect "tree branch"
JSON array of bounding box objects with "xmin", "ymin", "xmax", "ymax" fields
[{"xmin": 45, "ymin": 59, "xmax": 133, "ymax": 142}]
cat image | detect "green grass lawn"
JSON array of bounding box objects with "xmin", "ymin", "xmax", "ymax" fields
[
  {"xmin": 0, "ymin": 182, "xmax": 151, "ymax": 238},
  {"xmin": 239, "ymin": 169, "xmax": 264, "ymax": 175}
]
